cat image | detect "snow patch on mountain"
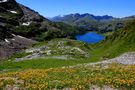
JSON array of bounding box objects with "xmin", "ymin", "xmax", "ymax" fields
[
  {"xmin": 0, "ymin": 0, "xmax": 8, "ymax": 3},
  {"xmin": 22, "ymin": 22, "xmax": 31, "ymax": 26},
  {"xmin": 5, "ymin": 39, "xmax": 10, "ymax": 43},
  {"xmin": 10, "ymin": 11, "xmax": 17, "ymax": 14}
]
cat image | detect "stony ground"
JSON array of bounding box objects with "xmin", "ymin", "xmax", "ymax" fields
[
  {"xmin": 72, "ymin": 52, "xmax": 135, "ymax": 69},
  {"xmin": 105, "ymin": 52, "xmax": 135, "ymax": 65}
]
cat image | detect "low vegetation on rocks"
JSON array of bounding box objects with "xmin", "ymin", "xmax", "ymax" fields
[{"xmin": 15, "ymin": 39, "xmax": 91, "ymax": 61}]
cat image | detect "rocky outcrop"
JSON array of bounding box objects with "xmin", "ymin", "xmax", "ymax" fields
[
  {"xmin": 0, "ymin": 0, "xmax": 49, "ymax": 58},
  {"xmin": 0, "ymin": 0, "xmax": 38, "ymax": 59},
  {"xmin": 103, "ymin": 52, "xmax": 135, "ymax": 65},
  {"xmin": 0, "ymin": 0, "xmax": 23, "ymax": 19},
  {"xmin": 19, "ymin": 4, "xmax": 45, "ymax": 23},
  {"xmin": 0, "ymin": 34, "xmax": 36, "ymax": 59},
  {"xmin": 15, "ymin": 39, "xmax": 90, "ymax": 61}
]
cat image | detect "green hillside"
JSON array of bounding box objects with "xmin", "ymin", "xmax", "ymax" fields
[
  {"xmin": 1, "ymin": 20, "xmax": 135, "ymax": 71},
  {"xmin": 91, "ymin": 20, "xmax": 135, "ymax": 60}
]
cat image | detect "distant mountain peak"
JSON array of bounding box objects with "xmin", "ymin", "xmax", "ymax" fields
[
  {"xmin": 50, "ymin": 13, "xmax": 127, "ymax": 32},
  {"xmin": 51, "ymin": 13, "xmax": 114, "ymax": 21}
]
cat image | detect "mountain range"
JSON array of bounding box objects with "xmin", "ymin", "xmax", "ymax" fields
[
  {"xmin": 51, "ymin": 13, "xmax": 135, "ymax": 32},
  {"xmin": 51, "ymin": 13, "xmax": 114, "ymax": 22}
]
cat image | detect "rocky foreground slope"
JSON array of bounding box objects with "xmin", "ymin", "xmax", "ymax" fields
[{"xmin": 0, "ymin": 34, "xmax": 36, "ymax": 59}]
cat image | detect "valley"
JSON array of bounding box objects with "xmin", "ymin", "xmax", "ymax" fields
[{"xmin": 0, "ymin": 0, "xmax": 135, "ymax": 90}]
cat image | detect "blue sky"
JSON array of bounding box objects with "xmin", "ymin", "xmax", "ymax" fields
[{"xmin": 16, "ymin": 0, "xmax": 135, "ymax": 18}]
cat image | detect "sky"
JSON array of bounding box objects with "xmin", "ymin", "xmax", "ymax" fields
[{"xmin": 16, "ymin": 0, "xmax": 135, "ymax": 18}]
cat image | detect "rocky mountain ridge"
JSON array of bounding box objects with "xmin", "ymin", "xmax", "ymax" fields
[
  {"xmin": 0, "ymin": 0, "xmax": 44, "ymax": 59},
  {"xmin": 51, "ymin": 13, "xmax": 135, "ymax": 32},
  {"xmin": 51, "ymin": 13, "xmax": 114, "ymax": 22}
]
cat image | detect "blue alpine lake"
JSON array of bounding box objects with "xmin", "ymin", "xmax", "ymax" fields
[{"xmin": 76, "ymin": 32, "xmax": 105, "ymax": 44}]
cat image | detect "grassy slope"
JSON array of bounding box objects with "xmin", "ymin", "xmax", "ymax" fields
[
  {"xmin": 90, "ymin": 20, "xmax": 135, "ymax": 60},
  {"xmin": 0, "ymin": 58, "xmax": 90, "ymax": 71},
  {"xmin": 0, "ymin": 39, "xmax": 93, "ymax": 71}
]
